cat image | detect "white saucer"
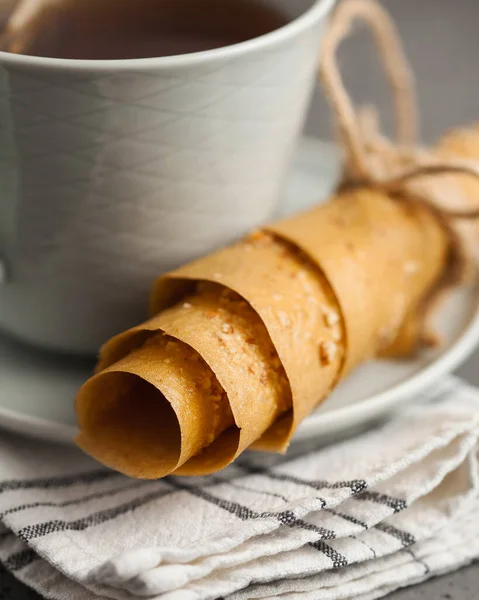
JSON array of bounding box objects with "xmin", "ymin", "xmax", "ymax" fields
[{"xmin": 1, "ymin": 137, "xmax": 479, "ymax": 446}]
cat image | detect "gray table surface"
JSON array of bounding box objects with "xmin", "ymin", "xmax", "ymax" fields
[{"xmin": 2, "ymin": 0, "xmax": 479, "ymax": 598}]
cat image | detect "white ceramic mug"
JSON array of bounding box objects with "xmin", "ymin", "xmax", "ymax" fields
[{"xmin": 0, "ymin": 0, "xmax": 335, "ymax": 355}]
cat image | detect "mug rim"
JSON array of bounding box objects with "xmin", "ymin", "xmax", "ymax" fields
[{"xmin": 0, "ymin": 0, "xmax": 335, "ymax": 71}]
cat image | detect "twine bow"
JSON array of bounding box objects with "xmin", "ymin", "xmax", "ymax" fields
[{"xmin": 319, "ymin": 0, "xmax": 479, "ymax": 222}]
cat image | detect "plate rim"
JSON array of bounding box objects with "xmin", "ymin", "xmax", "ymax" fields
[{"xmin": 0, "ymin": 399, "xmax": 78, "ymax": 443}]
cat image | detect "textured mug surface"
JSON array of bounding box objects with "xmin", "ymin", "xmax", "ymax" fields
[{"xmin": 0, "ymin": 0, "xmax": 335, "ymax": 354}]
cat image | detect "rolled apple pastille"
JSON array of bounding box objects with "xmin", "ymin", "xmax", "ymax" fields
[
  {"xmin": 77, "ymin": 233, "xmax": 343, "ymax": 478},
  {"xmin": 75, "ymin": 332, "xmax": 240, "ymax": 479}
]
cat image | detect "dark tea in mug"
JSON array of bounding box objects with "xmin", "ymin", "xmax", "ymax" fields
[{"xmin": 16, "ymin": 0, "xmax": 290, "ymax": 60}]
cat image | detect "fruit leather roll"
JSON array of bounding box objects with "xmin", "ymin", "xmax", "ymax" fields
[{"xmin": 76, "ymin": 185, "xmax": 450, "ymax": 479}]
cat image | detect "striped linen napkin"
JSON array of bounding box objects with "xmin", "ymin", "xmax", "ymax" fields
[{"xmin": 1, "ymin": 376, "xmax": 479, "ymax": 600}]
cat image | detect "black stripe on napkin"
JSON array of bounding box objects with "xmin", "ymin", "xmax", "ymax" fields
[
  {"xmin": 358, "ymin": 492, "xmax": 407, "ymax": 513},
  {"xmin": 243, "ymin": 468, "xmax": 408, "ymax": 514},
  {"xmin": 351, "ymin": 534, "xmax": 377, "ymax": 558},
  {"xmin": 328, "ymin": 509, "xmax": 416, "ymax": 547},
  {"xmin": 0, "ymin": 469, "xmax": 117, "ymax": 494},
  {"xmin": 17, "ymin": 486, "xmax": 174, "ymax": 542},
  {"xmin": 3, "ymin": 549, "xmax": 39, "ymax": 571},
  {"xmin": 308, "ymin": 540, "xmax": 348, "ymax": 567},
  {"xmin": 169, "ymin": 479, "xmax": 325, "ymax": 520},
  {"xmin": 240, "ymin": 466, "xmax": 368, "ymax": 496},
  {"xmin": 0, "ymin": 530, "xmax": 13, "ymax": 542},
  {"xmin": 1, "ymin": 479, "xmax": 152, "ymax": 519},
  {"xmin": 326, "ymin": 509, "xmax": 368, "ymax": 530},
  {"xmin": 293, "ymin": 519, "xmax": 336, "ymax": 540},
  {"xmin": 223, "ymin": 480, "xmax": 289, "ymax": 503},
  {"xmin": 375, "ymin": 522, "xmax": 416, "ymax": 547},
  {"xmin": 325, "ymin": 510, "xmax": 377, "ymax": 557},
  {"xmin": 405, "ymin": 548, "xmax": 430, "ymax": 575}
]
